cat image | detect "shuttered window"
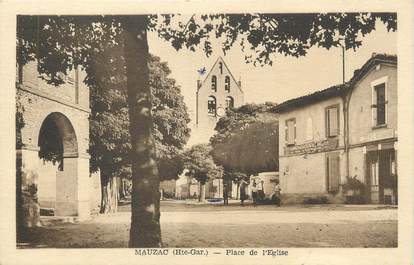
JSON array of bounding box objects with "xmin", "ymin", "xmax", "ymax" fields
[
  {"xmin": 375, "ymin": 83, "xmax": 386, "ymax": 125},
  {"xmin": 326, "ymin": 105, "xmax": 339, "ymax": 137},
  {"xmin": 285, "ymin": 119, "xmax": 296, "ymax": 146},
  {"xmin": 326, "ymin": 153, "xmax": 340, "ymax": 192}
]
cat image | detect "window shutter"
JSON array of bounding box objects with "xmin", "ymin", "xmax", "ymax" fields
[
  {"xmin": 325, "ymin": 108, "xmax": 329, "ymax": 138},
  {"xmin": 285, "ymin": 123, "xmax": 288, "ymax": 145},
  {"xmin": 286, "ymin": 120, "xmax": 295, "ymax": 145},
  {"xmin": 293, "ymin": 122, "xmax": 296, "ymax": 144},
  {"xmin": 328, "ymin": 154, "xmax": 340, "ymax": 192},
  {"xmin": 375, "ymin": 84, "xmax": 386, "ymax": 125},
  {"xmin": 328, "ymin": 107, "xmax": 338, "ymax": 136},
  {"xmin": 305, "ymin": 117, "xmax": 313, "ymax": 141}
]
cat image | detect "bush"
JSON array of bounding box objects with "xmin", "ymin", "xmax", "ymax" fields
[
  {"xmin": 345, "ymin": 195, "xmax": 365, "ymax": 204},
  {"xmin": 162, "ymin": 191, "xmax": 175, "ymax": 199},
  {"xmin": 303, "ymin": 196, "xmax": 328, "ymax": 204},
  {"xmin": 343, "ymin": 176, "xmax": 366, "ymax": 204}
]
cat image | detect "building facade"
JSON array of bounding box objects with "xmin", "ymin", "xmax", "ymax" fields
[
  {"xmin": 177, "ymin": 57, "xmax": 245, "ymax": 199},
  {"xmin": 189, "ymin": 57, "xmax": 244, "ymax": 145},
  {"xmin": 276, "ymin": 85, "xmax": 346, "ymax": 203},
  {"xmin": 274, "ymin": 54, "xmax": 397, "ymax": 204},
  {"xmin": 17, "ymin": 61, "xmax": 100, "ymax": 224},
  {"xmin": 346, "ymin": 55, "xmax": 398, "ymax": 204},
  {"xmin": 196, "ymin": 57, "xmax": 244, "ymax": 198}
]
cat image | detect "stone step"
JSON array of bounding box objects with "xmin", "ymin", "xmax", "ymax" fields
[{"xmin": 40, "ymin": 216, "xmax": 78, "ymax": 226}]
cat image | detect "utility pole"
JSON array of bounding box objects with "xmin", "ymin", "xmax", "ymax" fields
[
  {"xmin": 341, "ymin": 38, "xmax": 350, "ymax": 183},
  {"xmin": 342, "ymin": 44, "xmax": 345, "ymax": 84}
]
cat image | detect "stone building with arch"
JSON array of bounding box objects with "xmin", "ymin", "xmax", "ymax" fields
[{"xmin": 17, "ymin": 61, "xmax": 100, "ymax": 224}]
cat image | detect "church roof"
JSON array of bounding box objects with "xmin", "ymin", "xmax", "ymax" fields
[{"xmin": 197, "ymin": 56, "xmax": 243, "ymax": 94}]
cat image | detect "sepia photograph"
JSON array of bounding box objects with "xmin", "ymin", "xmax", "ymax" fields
[
  {"xmin": 0, "ymin": 2, "xmax": 413, "ymax": 264},
  {"xmin": 13, "ymin": 12, "xmax": 400, "ymax": 249}
]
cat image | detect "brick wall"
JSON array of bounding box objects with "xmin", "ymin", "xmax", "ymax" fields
[{"xmin": 17, "ymin": 61, "xmax": 97, "ymax": 218}]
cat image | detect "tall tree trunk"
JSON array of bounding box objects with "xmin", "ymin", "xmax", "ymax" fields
[
  {"xmin": 16, "ymin": 150, "xmax": 24, "ymax": 242},
  {"xmin": 100, "ymin": 171, "xmax": 118, "ymax": 214},
  {"xmin": 119, "ymin": 177, "xmax": 128, "ymax": 201},
  {"xmin": 187, "ymin": 178, "xmax": 192, "ymax": 199},
  {"xmin": 198, "ymin": 182, "xmax": 206, "ymax": 202},
  {"xmin": 118, "ymin": 177, "xmax": 124, "ymax": 201},
  {"xmin": 122, "ymin": 15, "xmax": 161, "ymax": 247}
]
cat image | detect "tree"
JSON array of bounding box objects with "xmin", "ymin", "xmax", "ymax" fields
[
  {"xmin": 17, "ymin": 13, "xmax": 396, "ymax": 247},
  {"xmin": 89, "ymin": 53, "xmax": 190, "ymax": 214},
  {"xmin": 182, "ymin": 144, "xmax": 223, "ymax": 202},
  {"xmin": 211, "ymin": 103, "xmax": 279, "ymax": 176},
  {"xmin": 16, "ymin": 90, "xmax": 25, "ymax": 240},
  {"xmin": 224, "ymin": 171, "xmax": 248, "ymax": 200}
]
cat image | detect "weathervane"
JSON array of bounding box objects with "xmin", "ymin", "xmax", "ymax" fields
[{"xmin": 197, "ymin": 66, "xmax": 206, "ymax": 76}]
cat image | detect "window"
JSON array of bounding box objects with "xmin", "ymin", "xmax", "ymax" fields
[
  {"xmin": 218, "ymin": 62, "xmax": 223, "ymax": 74},
  {"xmin": 225, "ymin": 96, "xmax": 234, "ymax": 110},
  {"xmin": 211, "ymin": 75, "xmax": 217, "ymax": 92},
  {"xmin": 326, "ymin": 105, "xmax": 339, "ymax": 137},
  {"xmin": 371, "ymin": 76, "xmax": 388, "ymax": 127},
  {"xmin": 285, "ymin": 118, "xmax": 296, "ymax": 146},
  {"xmin": 374, "ymin": 83, "xmax": 386, "ymax": 126},
  {"xmin": 305, "ymin": 117, "xmax": 313, "ymax": 141},
  {"xmin": 326, "ymin": 153, "xmax": 340, "ymax": 192},
  {"xmin": 208, "ymin": 96, "xmax": 216, "ymax": 115},
  {"xmin": 225, "ymin": 76, "xmax": 230, "ymax": 92}
]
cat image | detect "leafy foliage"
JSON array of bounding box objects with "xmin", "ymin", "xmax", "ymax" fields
[
  {"xmin": 16, "ymin": 90, "xmax": 25, "ymax": 149},
  {"xmin": 17, "ymin": 13, "xmax": 396, "ymax": 84},
  {"xmin": 342, "ymin": 176, "xmax": 366, "ymax": 193},
  {"xmin": 38, "ymin": 117, "xmax": 64, "ymax": 168},
  {"xmin": 224, "ymin": 171, "xmax": 249, "ymax": 184},
  {"xmin": 182, "ymin": 144, "xmax": 223, "ymax": 185},
  {"xmin": 89, "ymin": 54, "xmax": 190, "ymax": 181},
  {"xmin": 156, "ymin": 13, "xmax": 397, "ymax": 66},
  {"xmin": 211, "ymin": 103, "xmax": 278, "ymax": 175},
  {"xmin": 342, "ymin": 176, "xmax": 367, "ymax": 204}
]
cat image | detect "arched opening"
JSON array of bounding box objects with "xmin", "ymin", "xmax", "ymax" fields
[
  {"xmin": 208, "ymin": 96, "xmax": 217, "ymax": 115},
  {"xmin": 38, "ymin": 117, "xmax": 64, "ymax": 171},
  {"xmin": 211, "ymin": 75, "xmax": 217, "ymax": 92},
  {"xmin": 225, "ymin": 75, "xmax": 231, "ymax": 92},
  {"xmin": 225, "ymin": 96, "xmax": 234, "ymax": 110},
  {"xmin": 37, "ymin": 112, "xmax": 78, "ymax": 216}
]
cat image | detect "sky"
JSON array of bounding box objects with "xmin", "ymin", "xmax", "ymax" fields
[{"xmin": 147, "ymin": 20, "xmax": 397, "ymax": 125}]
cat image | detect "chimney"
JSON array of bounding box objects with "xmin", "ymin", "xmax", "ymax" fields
[{"xmin": 238, "ymin": 77, "xmax": 241, "ymax": 88}]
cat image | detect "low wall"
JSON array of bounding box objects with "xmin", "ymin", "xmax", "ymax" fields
[{"xmin": 281, "ymin": 192, "xmax": 345, "ymax": 205}]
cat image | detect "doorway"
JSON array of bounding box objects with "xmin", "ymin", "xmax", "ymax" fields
[
  {"xmin": 366, "ymin": 149, "xmax": 397, "ymax": 204},
  {"xmin": 37, "ymin": 112, "xmax": 79, "ymax": 215}
]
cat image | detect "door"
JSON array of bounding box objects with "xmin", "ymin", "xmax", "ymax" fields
[
  {"xmin": 366, "ymin": 151, "xmax": 379, "ymax": 203},
  {"xmin": 367, "ymin": 149, "xmax": 396, "ymax": 204},
  {"xmin": 378, "ymin": 150, "xmax": 396, "ymax": 204}
]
